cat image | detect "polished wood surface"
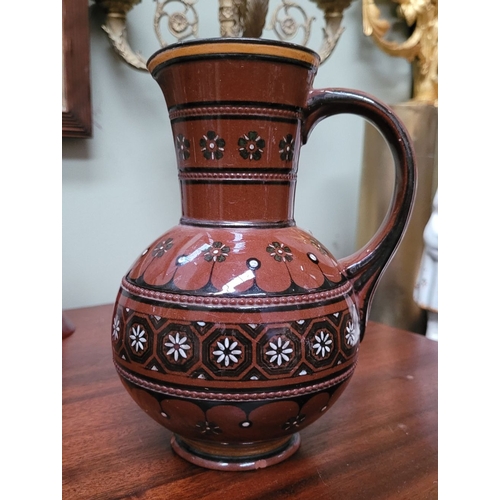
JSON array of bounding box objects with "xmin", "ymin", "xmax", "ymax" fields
[{"xmin": 62, "ymin": 304, "xmax": 437, "ymax": 499}]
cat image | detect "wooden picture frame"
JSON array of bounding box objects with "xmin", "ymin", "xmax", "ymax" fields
[{"xmin": 62, "ymin": 0, "xmax": 92, "ymax": 138}]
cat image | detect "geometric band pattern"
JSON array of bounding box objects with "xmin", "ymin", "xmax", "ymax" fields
[{"xmin": 112, "ymin": 305, "xmax": 360, "ymax": 382}]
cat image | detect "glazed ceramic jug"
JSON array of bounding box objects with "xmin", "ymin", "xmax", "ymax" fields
[{"xmin": 111, "ymin": 38, "xmax": 416, "ymax": 471}]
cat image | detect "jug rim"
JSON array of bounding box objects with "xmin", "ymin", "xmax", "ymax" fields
[{"xmin": 147, "ymin": 37, "xmax": 321, "ymax": 75}]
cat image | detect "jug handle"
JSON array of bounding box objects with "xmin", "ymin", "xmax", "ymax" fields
[{"xmin": 302, "ymin": 88, "xmax": 416, "ymax": 340}]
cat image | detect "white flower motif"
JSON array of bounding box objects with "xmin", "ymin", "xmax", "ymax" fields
[
  {"xmin": 213, "ymin": 337, "xmax": 242, "ymax": 367},
  {"xmin": 345, "ymin": 321, "xmax": 360, "ymax": 347},
  {"xmin": 283, "ymin": 414, "xmax": 305, "ymax": 430},
  {"xmin": 130, "ymin": 325, "xmax": 147, "ymax": 352},
  {"xmin": 312, "ymin": 330, "xmax": 333, "ymax": 358},
  {"xmin": 266, "ymin": 337, "xmax": 294, "ymax": 366},
  {"xmin": 196, "ymin": 421, "xmax": 222, "ymax": 435},
  {"xmin": 165, "ymin": 332, "xmax": 191, "ymax": 361},
  {"xmin": 112, "ymin": 316, "xmax": 120, "ymax": 341}
]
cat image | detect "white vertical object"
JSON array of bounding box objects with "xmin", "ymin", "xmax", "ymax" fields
[{"xmin": 414, "ymin": 190, "xmax": 438, "ymax": 340}]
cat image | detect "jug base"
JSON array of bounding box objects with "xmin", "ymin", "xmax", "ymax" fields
[{"xmin": 171, "ymin": 433, "xmax": 301, "ymax": 471}]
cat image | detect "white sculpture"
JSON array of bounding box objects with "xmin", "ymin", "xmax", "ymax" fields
[{"xmin": 414, "ymin": 190, "xmax": 438, "ymax": 341}]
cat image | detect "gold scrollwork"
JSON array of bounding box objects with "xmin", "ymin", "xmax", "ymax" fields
[{"xmin": 362, "ymin": 0, "xmax": 438, "ymax": 103}]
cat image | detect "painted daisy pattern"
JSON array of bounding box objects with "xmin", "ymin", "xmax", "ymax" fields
[
  {"xmin": 175, "ymin": 134, "xmax": 190, "ymax": 160},
  {"xmin": 112, "ymin": 315, "xmax": 120, "ymax": 341},
  {"xmin": 266, "ymin": 336, "xmax": 294, "ymax": 366},
  {"xmin": 266, "ymin": 241, "xmax": 293, "ymax": 263},
  {"xmin": 130, "ymin": 325, "xmax": 147, "ymax": 352},
  {"xmin": 196, "ymin": 421, "xmax": 222, "ymax": 435},
  {"xmin": 238, "ymin": 131, "xmax": 265, "ymax": 160},
  {"xmin": 283, "ymin": 414, "xmax": 305, "ymax": 430},
  {"xmin": 312, "ymin": 330, "xmax": 333, "ymax": 358},
  {"xmin": 164, "ymin": 332, "xmax": 191, "ymax": 362},
  {"xmin": 309, "ymin": 236, "xmax": 329, "ymax": 256},
  {"xmin": 345, "ymin": 320, "xmax": 359, "ymax": 347},
  {"xmin": 213, "ymin": 337, "xmax": 242, "ymax": 367},
  {"xmin": 203, "ymin": 241, "xmax": 231, "ymax": 263},
  {"xmin": 200, "ymin": 131, "xmax": 225, "ymax": 160},
  {"xmin": 152, "ymin": 238, "xmax": 173, "ymax": 258},
  {"xmin": 279, "ymin": 134, "xmax": 295, "ymax": 161}
]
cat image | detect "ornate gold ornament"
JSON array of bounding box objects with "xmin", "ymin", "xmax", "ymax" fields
[
  {"xmin": 358, "ymin": 0, "xmax": 438, "ymax": 333},
  {"xmin": 362, "ymin": 0, "xmax": 438, "ymax": 103},
  {"xmin": 94, "ymin": 0, "xmax": 355, "ymax": 70},
  {"xmin": 95, "ymin": 0, "xmax": 147, "ymax": 70}
]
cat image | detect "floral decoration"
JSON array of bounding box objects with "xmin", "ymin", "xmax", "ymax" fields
[
  {"xmin": 238, "ymin": 131, "xmax": 265, "ymax": 160},
  {"xmin": 112, "ymin": 315, "xmax": 120, "ymax": 341},
  {"xmin": 130, "ymin": 325, "xmax": 147, "ymax": 352},
  {"xmin": 152, "ymin": 238, "xmax": 174, "ymax": 258},
  {"xmin": 200, "ymin": 131, "xmax": 225, "ymax": 160},
  {"xmin": 279, "ymin": 134, "xmax": 295, "ymax": 161},
  {"xmin": 213, "ymin": 337, "xmax": 243, "ymax": 367},
  {"xmin": 345, "ymin": 321, "xmax": 359, "ymax": 347},
  {"xmin": 204, "ymin": 241, "xmax": 231, "ymax": 263},
  {"xmin": 283, "ymin": 414, "xmax": 306, "ymax": 430},
  {"xmin": 309, "ymin": 236, "xmax": 328, "ymax": 255},
  {"xmin": 312, "ymin": 330, "xmax": 333, "ymax": 358},
  {"xmin": 175, "ymin": 134, "xmax": 190, "ymax": 160},
  {"xmin": 266, "ymin": 336, "xmax": 294, "ymax": 366},
  {"xmin": 266, "ymin": 241, "xmax": 293, "ymax": 263},
  {"xmin": 196, "ymin": 421, "xmax": 222, "ymax": 435},
  {"xmin": 164, "ymin": 332, "xmax": 191, "ymax": 362}
]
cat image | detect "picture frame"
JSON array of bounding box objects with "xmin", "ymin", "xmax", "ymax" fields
[{"xmin": 62, "ymin": 0, "xmax": 92, "ymax": 138}]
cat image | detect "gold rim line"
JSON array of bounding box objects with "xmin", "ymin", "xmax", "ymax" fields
[{"xmin": 147, "ymin": 42, "xmax": 320, "ymax": 73}]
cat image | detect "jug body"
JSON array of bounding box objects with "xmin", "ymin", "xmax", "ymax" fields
[{"xmin": 111, "ymin": 39, "xmax": 415, "ymax": 470}]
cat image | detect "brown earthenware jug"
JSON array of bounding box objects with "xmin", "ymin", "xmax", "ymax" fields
[{"xmin": 111, "ymin": 38, "xmax": 416, "ymax": 471}]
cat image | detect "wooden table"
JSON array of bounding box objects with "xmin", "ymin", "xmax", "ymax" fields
[{"xmin": 63, "ymin": 304, "xmax": 438, "ymax": 500}]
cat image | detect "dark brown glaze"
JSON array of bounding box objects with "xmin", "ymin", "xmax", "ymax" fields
[
  {"xmin": 303, "ymin": 89, "xmax": 417, "ymax": 337},
  {"xmin": 112, "ymin": 38, "xmax": 416, "ymax": 470}
]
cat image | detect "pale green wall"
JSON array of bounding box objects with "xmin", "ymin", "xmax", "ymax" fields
[{"xmin": 62, "ymin": 0, "xmax": 411, "ymax": 309}]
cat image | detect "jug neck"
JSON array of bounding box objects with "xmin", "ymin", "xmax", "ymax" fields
[
  {"xmin": 147, "ymin": 39, "xmax": 320, "ymax": 227},
  {"xmin": 170, "ymin": 114, "xmax": 302, "ymax": 227},
  {"xmin": 179, "ymin": 166, "xmax": 297, "ymax": 228}
]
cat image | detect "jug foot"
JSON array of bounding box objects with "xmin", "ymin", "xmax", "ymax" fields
[{"xmin": 171, "ymin": 433, "xmax": 301, "ymax": 471}]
